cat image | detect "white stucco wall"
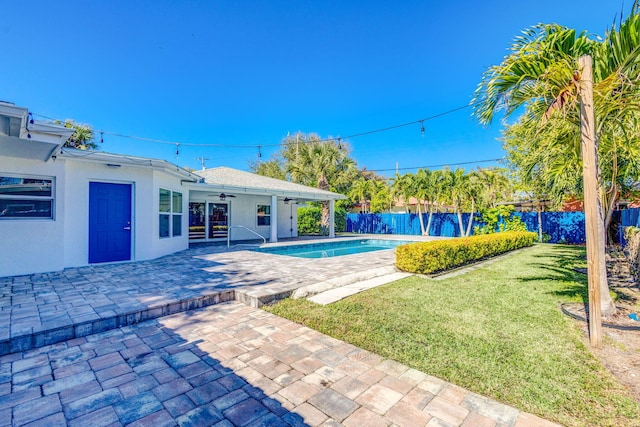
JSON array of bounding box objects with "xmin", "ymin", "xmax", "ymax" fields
[
  {"xmin": 228, "ymin": 195, "xmax": 272, "ymax": 241},
  {"xmin": 0, "ymin": 155, "xmax": 190, "ymax": 277},
  {"xmin": 63, "ymin": 161, "xmax": 189, "ymax": 267},
  {"xmin": 147, "ymin": 170, "xmax": 189, "ymax": 259},
  {"xmin": 0, "ymin": 157, "xmax": 66, "ymax": 277}
]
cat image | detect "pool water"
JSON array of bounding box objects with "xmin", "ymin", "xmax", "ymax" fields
[{"xmin": 252, "ymin": 239, "xmax": 415, "ymax": 258}]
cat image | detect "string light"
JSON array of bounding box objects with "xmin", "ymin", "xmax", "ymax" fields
[
  {"xmin": 258, "ymin": 145, "xmax": 262, "ymax": 158},
  {"xmin": 100, "ymin": 131, "xmax": 104, "ymax": 144},
  {"xmin": 31, "ymin": 104, "xmax": 471, "ymax": 151},
  {"xmin": 175, "ymin": 143, "xmax": 180, "ymax": 157},
  {"xmin": 419, "ymin": 120, "xmax": 425, "ymax": 137}
]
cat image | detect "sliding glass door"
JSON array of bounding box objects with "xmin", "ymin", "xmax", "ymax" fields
[{"xmin": 208, "ymin": 203, "xmax": 228, "ymax": 239}]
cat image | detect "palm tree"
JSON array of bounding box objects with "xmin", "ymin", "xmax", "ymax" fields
[
  {"xmin": 56, "ymin": 119, "xmax": 98, "ymax": 150},
  {"xmin": 442, "ymin": 168, "xmax": 469, "ymax": 236},
  {"xmin": 391, "ymin": 172, "xmax": 413, "ymax": 214},
  {"xmin": 476, "ymin": 168, "xmax": 512, "ymax": 208},
  {"xmin": 349, "ymin": 177, "xmax": 374, "ymax": 213},
  {"xmin": 463, "ymin": 171, "xmax": 486, "ymax": 237},
  {"xmin": 369, "ymin": 180, "xmax": 391, "ymax": 213},
  {"xmin": 471, "ymin": 10, "xmax": 640, "ymax": 316},
  {"xmin": 287, "ymin": 135, "xmax": 356, "ymax": 231},
  {"xmin": 424, "ymin": 169, "xmax": 448, "ymax": 234}
]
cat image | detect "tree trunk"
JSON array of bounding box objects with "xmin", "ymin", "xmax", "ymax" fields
[
  {"xmin": 537, "ymin": 201, "xmax": 543, "ymax": 242},
  {"xmin": 597, "ymin": 189, "xmax": 617, "ymax": 317},
  {"xmin": 456, "ymin": 208, "xmax": 464, "ymax": 237},
  {"xmin": 603, "ymin": 184, "xmax": 618, "ymax": 244},
  {"xmin": 465, "ymin": 199, "xmax": 475, "ymax": 237},
  {"xmin": 416, "ymin": 202, "xmax": 426, "ymax": 235},
  {"xmin": 320, "ymin": 201, "xmax": 330, "ymax": 234},
  {"xmin": 426, "ymin": 205, "xmax": 434, "ymax": 236},
  {"xmin": 318, "ymin": 176, "xmax": 330, "ymax": 234}
]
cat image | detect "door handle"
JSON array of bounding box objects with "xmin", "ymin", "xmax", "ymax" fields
[{"xmin": 123, "ymin": 226, "xmax": 131, "ymax": 230}]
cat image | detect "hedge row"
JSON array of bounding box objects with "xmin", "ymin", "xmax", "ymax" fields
[{"xmin": 396, "ymin": 231, "xmax": 538, "ymax": 274}]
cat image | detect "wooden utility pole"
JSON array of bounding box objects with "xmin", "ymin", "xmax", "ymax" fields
[{"xmin": 577, "ymin": 55, "xmax": 602, "ymax": 347}]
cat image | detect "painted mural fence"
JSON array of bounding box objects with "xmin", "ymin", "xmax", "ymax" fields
[{"xmin": 346, "ymin": 212, "xmax": 587, "ymax": 244}]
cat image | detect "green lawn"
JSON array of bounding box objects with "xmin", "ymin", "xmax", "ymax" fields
[{"xmin": 264, "ymin": 244, "xmax": 640, "ymax": 427}]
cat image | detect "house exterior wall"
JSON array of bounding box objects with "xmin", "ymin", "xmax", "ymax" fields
[
  {"xmin": 63, "ymin": 161, "xmax": 189, "ymax": 267},
  {"xmin": 0, "ymin": 156, "xmax": 190, "ymax": 277},
  {"xmin": 147, "ymin": 170, "xmax": 189, "ymax": 259},
  {"xmin": 0, "ymin": 157, "xmax": 66, "ymax": 276},
  {"xmin": 228, "ymin": 195, "xmax": 272, "ymax": 241}
]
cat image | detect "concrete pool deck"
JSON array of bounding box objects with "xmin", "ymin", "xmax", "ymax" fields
[{"xmin": 0, "ymin": 236, "xmax": 561, "ymax": 426}]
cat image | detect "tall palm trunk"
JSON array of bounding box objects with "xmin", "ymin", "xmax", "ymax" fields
[
  {"xmin": 426, "ymin": 204, "xmax": 434, "ymax": 236},
  {"xmin": 318, "ymin": 175, "xmax": 330, "ymax": 234},
  {"xmin": 465, "ymin": 199, "xmax": 475, "ymax": 237},
  {"xmin": 597, "ymin": 190, "xmax": 617, "ymax": 316},
  {"xmin": 537, "ymin": 201, "xmax": 543, "ymax": 242},
  {"xmin": 456, "ymin": 205, "xmax": 465, "ymax": 237},
  {"xmin": 416, "ymin": 201, "xmax": 426, "ymax": 235}
]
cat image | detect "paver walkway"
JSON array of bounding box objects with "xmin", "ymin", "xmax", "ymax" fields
[{"xmin": 0, "ymin": 302, "xmax": 560, "ymax": 427}]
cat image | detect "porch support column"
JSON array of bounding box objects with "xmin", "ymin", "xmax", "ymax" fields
[
  {"xmin": 270, "ymin": 195, "xmax": 278, "ymax": 243},
  {"xmin": 329, "ymin": 199, "xmax": 335, "ymax": 238}
]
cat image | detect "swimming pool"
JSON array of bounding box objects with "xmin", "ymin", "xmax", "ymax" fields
[{"xmin": 252, "ymin": 239, "xmax": 415, "ymax": 258}]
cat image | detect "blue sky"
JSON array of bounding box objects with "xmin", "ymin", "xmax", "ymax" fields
[{"xmin": 0, "ymin": 1, "xmax": 627, "ymax": 177}]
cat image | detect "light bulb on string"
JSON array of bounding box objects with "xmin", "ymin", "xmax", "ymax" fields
[
  {"xmin": 258, "ymin": 145, "xmax": 262, "ymax": 158},
  {"xmin": 420, "ymin": 120, "xmax": 425, "ymax": 137}
]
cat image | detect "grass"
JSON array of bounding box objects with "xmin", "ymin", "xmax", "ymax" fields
[{"xmin": 264, "ymin": 244, "xmax": 640, "ymax": 427}]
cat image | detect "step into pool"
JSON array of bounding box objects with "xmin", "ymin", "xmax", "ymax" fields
[{"xmin": 252, "ymin": 239, "xmax": 416, "ymax": 258}]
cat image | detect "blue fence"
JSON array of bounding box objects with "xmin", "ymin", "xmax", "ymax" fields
[
  {"xmin": 619, "ymin": 207, "xmax": 640, "ymax": 245},
  {"xmin": 346, "ymin": 211, "xmax": 587, "ymax": 244}
]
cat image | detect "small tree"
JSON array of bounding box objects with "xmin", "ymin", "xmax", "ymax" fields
[{"xmin": 56, "ymin": 119, "xmax": 98, "ymax": 150}]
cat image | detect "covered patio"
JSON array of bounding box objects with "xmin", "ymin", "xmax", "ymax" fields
[{"xmin": 186, "ymin": 167, "xmax": 346, "ymax": 244}]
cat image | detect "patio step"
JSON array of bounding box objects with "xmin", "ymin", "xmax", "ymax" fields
[
  {"xmin": 291, "ymin": 265, "xmax": 400, "ymax": 299},
  {"xmin": 0, "ymin": 290, "xmax": 236, "ymax": 356},
  {"xmin": 308, "ymin": 272, "xmax": 413, "ymax": 305}
]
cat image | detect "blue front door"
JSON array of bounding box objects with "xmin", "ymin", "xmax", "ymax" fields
[{"xmin": 89, "ymin": 182, "xmax": 132, "ymax": 263}]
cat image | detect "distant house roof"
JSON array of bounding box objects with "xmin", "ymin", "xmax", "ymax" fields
[{"xmin": 194, "ymin": 167, "xmax": 346, "ymax": 201}]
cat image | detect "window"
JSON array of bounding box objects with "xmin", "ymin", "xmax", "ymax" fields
[
  {"xmin": 0, "ymin": 175, "xmax": 54, "ymax": 219},
  {"xmin": 257, "ymin": 204, "xmax": 271, "ymax": 226},
  {"xmin": 159, "ymin": 188, "xmax": 182, "ymax": 237}
]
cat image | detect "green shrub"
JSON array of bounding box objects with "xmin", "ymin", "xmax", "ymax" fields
[
  {"xmin": 298, "ymin": 206, "xmax": 322, "ymax": 234},
  {"xmin": 298, "ymin": 204, "xmax": 348, "ymax": 235},
  {"xmin": 335, "ymin": 205, "xmax": 347, "ymax": 232},
  {"xmin": 474, "ymin": 206, "xmax": 528, "ymax": 235},
  {"xmin": 396, "ymin": 231, "xmax": 537, "ymax": 274}
]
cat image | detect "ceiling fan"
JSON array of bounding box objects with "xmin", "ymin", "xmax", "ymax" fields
[{"xmin": 208, "ymin": 193, "xmax": 236, "ymax": 201}]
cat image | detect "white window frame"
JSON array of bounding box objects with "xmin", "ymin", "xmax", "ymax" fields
[
  {"xmin": 159, "ymin": 188, "xmax": 183, "ymax": 238},
  {"xmin": 256, "ymin": 203, "xmax": 271, "ymax": 227},
  {"xmin": 0, "ymin": 173, "xmax": 55, "ymax": 220}
]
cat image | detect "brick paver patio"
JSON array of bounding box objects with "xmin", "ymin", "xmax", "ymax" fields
[
  {"xmin": 1, "ymin": 237, "xmax": 406, "ymax": 355},
  {"xmin": 0, "ymin": 302, "xmax": 559, "ymax": 426},
  {"xmin": 0, "ymin": 238, "xmax": 561, "ymax": 426}
]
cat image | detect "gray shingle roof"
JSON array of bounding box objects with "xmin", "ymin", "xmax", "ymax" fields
[{"xmin": 195, "ymin": 167, "xmax": 346, "ymax": 200}]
